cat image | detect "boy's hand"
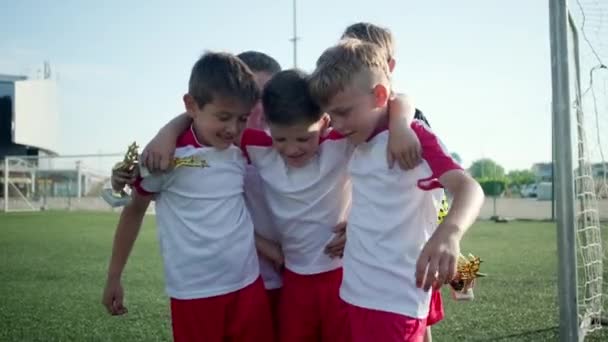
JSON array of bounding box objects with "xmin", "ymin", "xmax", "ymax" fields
[
  {"xmin": 257, "ymin": 238, "xmax": 285, "ymax": 272},
  {"xmin": 387, "ymin": 93, "xmax": 421, "ymax": 170},
  {"xmin": 266, "ymin": 243, "xmax": 285, "ymax": 272},
  {"xmin": 141, "ymin": 134, "xmax": 177, "ymax": 173},
  {"xmin": 111, "ymin": 169, "xmax": 137, "ymax": 192},
  {"xmin": 324, "ymin": 221, "xmax": 347, "ymax": 258},
  {"xmin": 415, "ymin": 225, "xmax": 460, "ymax": 291},
  {"xmin": 102, "ymin": 278, "xmax": 128, "ymax": 316},
  {"xmin": 387, "ymin": 127, "xmax": 422, "ymax": 170}
]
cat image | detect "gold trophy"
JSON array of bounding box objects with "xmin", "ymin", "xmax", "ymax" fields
[
  {"xmin": 101, "ymin": 143, "xmax": 211, "ymax": 207},
  {"xmin": 101, "ymin": 142, "xmax": 140, "ymax": 207},
  {"xmin": 449, "ymin": 253, "xmax": 486, "ymax": 301}
]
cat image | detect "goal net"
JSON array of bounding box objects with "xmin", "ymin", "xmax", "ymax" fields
[
  {"xmin": 567, "ymin": 0, "xmax": 607, "ymax": 338},
  {"xmin": 1, "ymin": 153, "xmax": 123, "ymax": 212}
]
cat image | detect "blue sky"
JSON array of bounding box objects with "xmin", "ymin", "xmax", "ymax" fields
[{"xmin": 0, "ymin": 0, "xmax": 553, "ymax": 170}]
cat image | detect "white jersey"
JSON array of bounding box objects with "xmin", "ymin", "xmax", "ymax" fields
[
  {"xmin": 242, "ymin": 129, "xmax": 353, "ymax": 275},
  {"xmin": 340, "ymin": 122, "xmax": 462, "ymax": 318},
  {"xmin": 134, "ymin": 126, "xmax": 259, "ymax": 300}
]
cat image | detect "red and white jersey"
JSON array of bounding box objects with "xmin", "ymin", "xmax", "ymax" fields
[
  {"xmin": 241, "ymin": 129, "xmax": 353, "ymax": 275},
  {"xmin": 133, "ymin": 126, "xmax": 259, "ymax": 300},
  {"xmin": 340, "ymin": 122, "xmax": 462, "ymax": 319},
  {"xmin": 244, "ymin": 164, "xmax": 282, "ymax": 290}
]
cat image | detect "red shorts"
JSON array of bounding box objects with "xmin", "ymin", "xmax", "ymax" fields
[
  {"xmin": 267, "ymin": 288, "xmax": 281, "ymax": 333},
  {"xmin": 170, "ymin": 277, "xmax": 274, "ymax": 342},
  {"xmin": 279, "ymin": 268, "xmax": 345, "ymax": 342},
  {"xmin": 427, "ymin": 290, "xmax": 444, "ymax": 326},
  {"xmin": 343, "ymin": 301, "xmax": 427, "ymax": 342}
]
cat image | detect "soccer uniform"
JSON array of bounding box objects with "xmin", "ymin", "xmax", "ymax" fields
[
  {"xmin": 241, "ymin": 128, "xmax": 352, "ymax": 342},
  {"xmin": 133, "ymin": 126, "xmax": 273, "ymax": 342},
  {"xmin": 340, "ymin": 122, "xmax": 461, "ymax": 342}
]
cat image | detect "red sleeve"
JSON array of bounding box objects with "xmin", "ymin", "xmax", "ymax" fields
[
  {"xmin": 412, "ymin": 122, "xmax": 462, "ymax": 190},
  {"xmin": 240, "ymin": 128, "xmax": 273, "ymax": 163}
]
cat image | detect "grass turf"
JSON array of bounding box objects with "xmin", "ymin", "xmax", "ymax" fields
[{"xmin": 0, "ymin": 211, "xmax": 606, "ymax": 341}]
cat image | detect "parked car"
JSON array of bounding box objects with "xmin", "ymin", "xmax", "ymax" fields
[{"xmin": 520, "ymin": 183, "xmax": 538, "ymax": 198}]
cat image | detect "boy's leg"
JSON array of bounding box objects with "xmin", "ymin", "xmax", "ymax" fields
[
  {"xmin": 228, "ymin": 277, "xmax": 275, "ymax": 342},
  {"xmin": 279, "ymin": 269, "xmax": 320, "ymax": 341},
  {"xmin": 346, "ymin": 302, "xmax": 426, "ymax": 342},
  {"xmin": 423, "ymin": 328, "xmax": 432, "ymax": 342},
  {"xmin": 319, "ymin": 268, "xmax": 348, "ymax": 342},
  {"xmin": 170, "ymin": 296, "xmax": 228, "ymax": 342}
]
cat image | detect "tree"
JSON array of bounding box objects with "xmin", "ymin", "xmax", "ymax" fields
[
  {"xmin": 506, "ymin": 169, "xmax": 536, "ymax": 187},
  {"xmin": 478, "ymin": 178, "xmax": 507, "ymax": 217},
  {"xmin": 468, "ymin": 159, "xmax": 505, "ymax": 180},
  {"xmin": 469, "ymin": 159, "xmax": 506, "ymax": 218}
]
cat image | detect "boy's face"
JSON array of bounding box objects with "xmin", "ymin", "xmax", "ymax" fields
[
  {"xmin": 268, "ymin": 116, "xmax": 329, "ymax": 168},
  {"xmin": 184, "ymin": 94, "xmax": 251, "ymax": 150},
  {"xmin": 246, "ymin": 71, "xmax": 274, "ymax": 130},
  {"xmin": 324, "ymin": 82, "xmax": 388, "ymax": 145}
]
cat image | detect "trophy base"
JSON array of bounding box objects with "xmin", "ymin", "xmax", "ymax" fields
[
  {"xmin": 451, "ymin": 288, "xmax": 475, "ymax": 301},
  {"xmin": 101, "ymin": 189, "xmax": 132, "ymax": 208}
]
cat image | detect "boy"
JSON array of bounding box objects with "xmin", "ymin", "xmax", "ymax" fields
[
  {"xmin": 101, "ymin": 52, "xmax": 274, "ymax": 341},
  {"xmin": 341, "ymin": 22, "xmax": 448, "ymax": 340},
  {"xmin": 112, "ymin": 51, "xmax": 286, "ymax": 328},
  {"xmin": 308, "ymin": 39, "xmax": 484, "ymax": 342},
  {"xmin": 242, "ymin": 69, "xmax": 351, "ymax": 341}
]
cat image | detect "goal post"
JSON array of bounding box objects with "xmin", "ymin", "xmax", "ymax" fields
[
  {"xmin": 551, "ymin": 0, "xmax": 608, "ymax": 340},
  {"xmin": 549, "ymin": 1, "xmax": 579, "ymax": 341}
]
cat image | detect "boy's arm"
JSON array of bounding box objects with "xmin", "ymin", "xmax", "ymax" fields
[
  {"xmin": 410, "ymin": 123, "xmax": 484, "ymax": 291},
  {"xmin": 141, "ymin": 113, "xmax": 192, "ymax": 173},
  {"xmin": 387, "ymin": 93, "xmax": 422, "ymax": 170},
  {"xmin": 437, "ymin": 171, "xmax": 484, "ymax": 238},
  {"xmin": 415, "ymin": 170, "xmax": 484, "ymax": 291},
  {"xmin": 102, "ymin": 192, "xmax": 151, "ymax": 315}
]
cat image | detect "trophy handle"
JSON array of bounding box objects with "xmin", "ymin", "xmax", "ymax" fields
[{"xmin": 101, "ymin": 188, "xmax": 132, "ymax": 208}]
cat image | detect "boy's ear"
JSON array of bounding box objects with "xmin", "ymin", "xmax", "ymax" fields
[
  {"xmin": 320, "ymin": 113, "xmax": 331, "ymax": 136},
  {"xmin": 388, "ymin": 58, "xmax": 396, "ymax": 73},
  {"xmin": 372, "ymin": 84, "xmax": 390, "ymax": 108},
  {"xmin": 321, "ymin": 113, "xmax": 331, "ymax": 129},
  {"xmin": 183, "ymin": 94, "xmax": 198, "ymax": 118}
]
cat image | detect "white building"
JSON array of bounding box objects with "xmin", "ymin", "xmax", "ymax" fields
[{"xmin": 0, "ymin": 73, "xmax": 59, "ymax": 159}]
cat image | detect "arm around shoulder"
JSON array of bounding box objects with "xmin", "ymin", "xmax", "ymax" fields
[{"xmin": 142, "ymin": 112, "xmax": 192, "ymax": 172}]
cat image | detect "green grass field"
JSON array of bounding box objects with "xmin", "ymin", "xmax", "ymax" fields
[{"xmin": 0, "ymin": 212, "xmax": 606, "ymax": 341}]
